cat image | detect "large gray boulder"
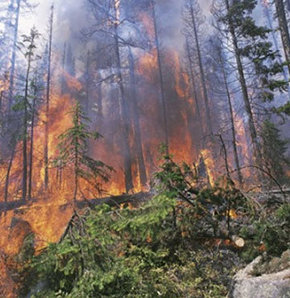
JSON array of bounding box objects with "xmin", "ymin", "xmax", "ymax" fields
[{"xmin": 231, "ymin": 255, "xmax": 290, "ymax": 298}]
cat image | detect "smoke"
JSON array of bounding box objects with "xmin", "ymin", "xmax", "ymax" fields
[{"xmin": 18, "ymin": 0, "xmax": 213, "ymax": 67}]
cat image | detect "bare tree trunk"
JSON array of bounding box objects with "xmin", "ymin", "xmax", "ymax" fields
[
  {"xmin": 185, "ymin": 37, "xmax": 201, "ymax": 121},
  {"xmin": 85, "ymin": 51, "xmax": 90, "ymax": 114},
  {"xmin": 224, "ymin": 0, "xmax": 260, "ymax": 164},
  {"xmin": 220, "ymin": 56, "xmax": 243, "ymax": 186},
  {"xmin": 274, "ymin": 0, "xmax": 290, "ymax": 74},
  {"xmin": 44, "ymin": 5, "xmax": 54, "ymax": 191},
  {"xmin": 113, "ymin": 0, "xmax": 133, "ymax": 193},
  {"xmin": 4, "ymin": 144, "xmax": 16, "ymax": 202},
  {"xmin": 189, "ymin": 0, "xmax": 213, "ymax": 135},
  {"xmin": 185, "ymin": 37, "xmax": 203, "ymax": 152},
  {"xmin": 61, "ymin": 42, "xmax": 66, "ymax": 95},
  {"xmin": 8, "ymin": 0, "xmax": 21, "ymax": 114},
  {"xmin": 261, "ymin": 2, "xmax": 288, "ymax": 82},
  {"xmin": 128, "ymin": 48, "xmax": 147, "ymax": 187},
  {"xmin": 97, "ymin": 76, "xmax": 103, "ymax": 117},
  {"xmin": 28, "ymin": 83, "xmax": 37, "ymax": 199},
  {"xmin": 22, "ymin": 46, "xmax": 32, "ymax": 201},
  {"xmin": 152, "ymin": 0, "xmax": 169, "ymax": 152}
]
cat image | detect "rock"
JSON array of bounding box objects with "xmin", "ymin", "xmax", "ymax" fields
[{"xmin": 231, "ymin": 255, "xmax": 290, "ymax": 298}]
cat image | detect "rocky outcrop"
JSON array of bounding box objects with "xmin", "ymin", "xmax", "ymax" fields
[{"xmin": 231, "ymin": 253, "xmax": 290, "ymax": 298}]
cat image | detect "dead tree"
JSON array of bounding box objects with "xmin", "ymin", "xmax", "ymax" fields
[
  {"xmin": 151, "ymin": 0, "xmax": 169, "ymax": 152},
  {"xmin": 274, "ymin": 0, "xmax": 290, "ymax": 74},
  {"xmin": 128, "ymin": 48, "xmax": 147, "ymax": 187},
  {"xmin": 44, "ymin": 5, "xmax": 54, "ymax": 191}
]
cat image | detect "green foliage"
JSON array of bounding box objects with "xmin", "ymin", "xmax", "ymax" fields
[
  {"xmin": 276, "ymin": 101, "xmax": 290, "ymax": 115},
  {"xmin": 23, "ymin": 151, "xmax": 289, "ymax": 297},
  {"xmin": 260, "ymin": 120, "xmax": 289, "ymax": 183},
  {"xmin": 55, "ymin": 101, "xmax": 113, "ymax": 197},
  {"xmin": 220, "ymin": 0, "xmax": 288, "ymax": 101},
  {"xmin": 241, "ymin": 203, "xmax": 290, "ymax": 258},
  {"xmin": 25, "ymin": 193, "xmax": 238, "ymax": 297}
]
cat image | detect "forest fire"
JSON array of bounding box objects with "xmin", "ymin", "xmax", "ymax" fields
[{"xmin": 0, "ymin": 0, "xmax": 289, "ymax": 296}]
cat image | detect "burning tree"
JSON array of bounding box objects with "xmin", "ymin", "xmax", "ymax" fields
[{"xmin": 55, "ymin": 101, "xmax": 113, "ymax": 201}]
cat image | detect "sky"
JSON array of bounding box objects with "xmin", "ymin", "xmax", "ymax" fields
[{"xmin": 20, "ymin": 0, "xmax": 212, "ymax": 36}]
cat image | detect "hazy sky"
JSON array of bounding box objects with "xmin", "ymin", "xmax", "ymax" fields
[{"xmin": 20, "ymin": 0, "xmax": 213, "ymax": 36}]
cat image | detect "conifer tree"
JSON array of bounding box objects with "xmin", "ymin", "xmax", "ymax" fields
[
  {"xmin": 56, "ymin": 101, "xmax": 112, "ymax": 200},
  {"xmin": 217, "ymin": 0, "xmax": 287, "ymax": 165},
  {"xmin": 260, "ymin": 120, "xmax": 289, "ymax": 184},
  {"xmin": 13, "ymin": 27, "xmax": 40, "ymax": 200}
]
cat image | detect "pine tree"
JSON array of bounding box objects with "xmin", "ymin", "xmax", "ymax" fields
[
  {"xmin": 218, "ymin": 0, "xmax": 287, "ymax": 166},
  {"xmin": 260, "ymin": 120, "xmax": 289, "ymax": 184},
  {"xmin": 12, "ymin": 27, "xmax": 40, "ymax": 200},
  {"xmin": 56, "ymin": 101, "xmax": 113, "ymax": 200}
]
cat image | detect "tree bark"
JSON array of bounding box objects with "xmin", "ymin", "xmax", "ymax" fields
[
  {"xmin": 262, "ymin": 2, "xmax": 288, "ymax": 82},
  {"xmin": 128, "ymin": 48, "xmax": 147, "ymax": 187},
  {"xmin": 113, "ymin": 0, "xmax": 134, "ymax": 193},
  {"xmin": 274, "ymin": 0, "xmax": 290, "ymax": 74},
  {"xmin": 152, "ymin": 0, "xmax": 169, "ymax": 152},
  {"xmin": 8, "ymin": 0, "xmax": 21, "ymax": 114},
  {"xmin": 28, "ymin": 83, "xmax": 37, "ymax": 199},
  {"xmin": 22, "ymin": 44, "xmax": 33, "ymax": 201},
  {"xmin": 85, "ymin": 51, "xmax": 90, "ymax": 114},
  {"xmin": 185, "ymin": 36, "xmax": 203, "ymax": 152},
  {"xmin": 189, "ymin": 0, "xmax": 213, "ymax": 135},
  {"xmin": 44, "ymin": 5, "xmax": 54, "ymax": 191},
  {"xmin": 61, "ymin": 42, "xmax": 66, "ymax": 95},
  {"xmin": 4, "ymin": 144, "xmax": 16, "ymax": 202},
  {"xmin": 224, "ymin": 0, "xmax": 260, "ymax": 165},
  {"xmin": 220, "ymin": 53, "xmax": 243, "ymax": 186}
]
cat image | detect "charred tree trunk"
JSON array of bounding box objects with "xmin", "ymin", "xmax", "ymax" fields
[
  {"xmin": 224, "ymin": 0, "xmax": 260, "ymax": 165},
  {"xmin": 152, "ymin": 0, "xmax": 169, "ymax": 152},
  {"xmin": 262, "ymin": 2, "xmax": 288, "ymax": 82},
  {"xmin": 185, "ymin": 37, "xmax": 201, "ymax": 121},
  {"xmin": 274, "ymin": 0, "xmax": 290, "ymax": 74},
  {"xmin": 85, "ymin": 51, "xmax": 90, "ymax": 114},
  {"xmin": 22, "ymin": 45, "xmax": 33, "ymax": 201},
  {"xmin": 189, "ymin": 0, "xmax": 213, "ymax": 135},
  {"xmin": 220, "ymin": 57, "xmax": 243, "ymax": 186},
  {"xmin": 44, "ymin": 5, "xmax": 54, "ymax": 191},
  {"xmin": 128, "ymin": 48, "xmax": 147, "ymax": 187},
  {"xmin": 28, "ymin": 83, "xmax": 37, "ymax": 199},
  {"xmin": 113, "ymin": 0, "xmax": 133, "ymax": 193},
  {"xmin": 4, "ymin": 144, "xmax": 16, "ymax": 202},
  {"xmin": 97, "ymin": 76, "xmax": 103, "ymax": 117},
  {"xmin": 8, "ymin": 0, "xmax": 21, "ymax": 114},
  {"xmin": 185, "ymin": 37, "xmax": 203, "ymax": 152}
]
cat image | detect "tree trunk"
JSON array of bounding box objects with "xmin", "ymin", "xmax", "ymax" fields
[
  {"xmin": 22, "ymin": 48, "xmax": 32, "ymax": 201},
  {"xmin": 220, "ymin": 56, "xmax": 243, "ymax": 186},
  {"xmin": 185, "ymin": 37, "xmax": 201, "ymax": 121},
  {"xmin": 262, "ymin": 2, "xmax": 288, "ymax": 82},
  {"xmin": 28, "ymin": 83, "xmax": 37, "ymax": 199},
  {"xmin": 61, "ymin": 42, "xmax": 66, "ymax": 95},
  {"xmin": 128, "ymin": 48, "xmax": 147, "ymax": 187},
  {"xmin": 8, "ymin": 0, "xmax": 21, "ymax": 114},
  {"xmin": 97, "ymin": 75, "xmax": 103, "ymax": 117},
  {"xmin": 44, "ymin": 5, "xmax": 54, "ymax": 191},
  {"xmin": 113, "ymin": 0, "xmax": 134, "ymax": 193},
  {"xmin": 85, "ymin": 51, "xmax": 90, "ymax": 114},
  {"xmin": 4, "ymin": 144, "xmax": 16, "ymax": 202},
  {"xmin": 185, "ymin": 37, "xmax": 203, "ymax": 152},
  {"xmin": 274, "ymin": 0, "xmax": 290, "ymax": 74},
  {"xmin": 224, "ymin": 0, "xmax": 260, "ymax": 165},
  {"xmin": 152, "ymin": 0, "xmax": 169, "ymax": 152},
  {"xmin": 189, "ymin": 0, "xmax": 213, "ymax": 135}
]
